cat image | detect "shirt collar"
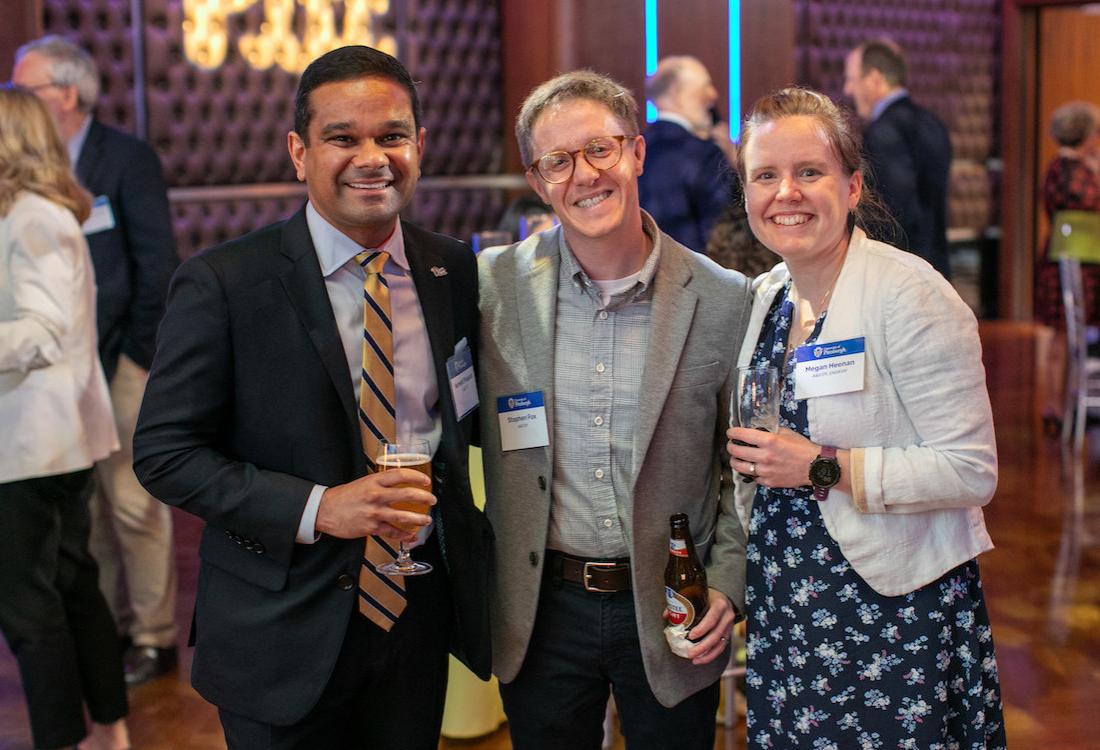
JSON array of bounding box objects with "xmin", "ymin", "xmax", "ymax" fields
[
  {"xmin": 67, "ymin": 114, "xmax": 92, "ymax": 168},
  {"xmin": 655, "ymin": 111, "xmax": 695, "ymax": 133},
  {"xmin": 870, "ymin": 88, "xmax": 908, "ymax": 122},
  {"xmin": 306, "ymin": 201, "xmax": 408, "ymax": 277},
  {"xmin": 557, "ymin": 210, "xmax": 662, "ymax": 307}
]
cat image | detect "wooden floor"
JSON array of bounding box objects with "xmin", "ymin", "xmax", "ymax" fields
[{"xmin": 2, "ymin": 321, "xmax": 1098, "ymax": 749}]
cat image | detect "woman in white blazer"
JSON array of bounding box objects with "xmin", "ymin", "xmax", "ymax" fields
[
  {"xmin": 725, "ymin": 88, "xmax": 1006, "ymax": 749},
  {"xmin": 0, "ymin": 88, "xmax": 130, "ymax": 750}
]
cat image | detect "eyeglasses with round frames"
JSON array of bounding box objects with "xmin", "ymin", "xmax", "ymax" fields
[{"xmin": 528, "ymin": 134, "xmax": 637, "ymax": 184}]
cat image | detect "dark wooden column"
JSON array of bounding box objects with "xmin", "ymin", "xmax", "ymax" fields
[
  {"xmin": 500, "ymin": 0, "xmax": 646, "ymax": 174},
  {"xmin": 0, "ymin": 0, "xmax": 42, "ymax": 81}
]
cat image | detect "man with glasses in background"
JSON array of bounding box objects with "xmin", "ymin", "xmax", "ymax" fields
[
  {"xmin": 476, "ymin": 70, "xmax": 753, "ymax": 749},
  {"xmin": 11, "ymin": 35, "xmax": 180, "ymax": 686}
]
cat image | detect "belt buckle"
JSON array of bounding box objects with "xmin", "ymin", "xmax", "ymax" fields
[{"xmin": 582, "ymin": 561, "xmax": 622, "ymax": 593}]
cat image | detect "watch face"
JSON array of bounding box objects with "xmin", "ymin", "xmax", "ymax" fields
[{"xmin": 810, "ymin": 457, "xmax": 841, "ymax": 488}]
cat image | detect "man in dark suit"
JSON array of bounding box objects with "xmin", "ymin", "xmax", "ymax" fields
[
  {"xmin": 12, "ymin": 35, "xmax": 181, "ymax": 684},
  {"xmin": 844, "ymin": 39, "xmax": 953, "ymax": 279},
  {"xmin": 133, "ymin": 45, "xmax": 491, "ymax": 748},
  {"xmin": 639, "ymin": 56, "xmax": 735, "ymax": 253}
]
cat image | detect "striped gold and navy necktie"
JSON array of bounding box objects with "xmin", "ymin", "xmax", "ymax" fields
[{"xmin": 354, "ymin": 250, "xmax": 406, "ymax": 630}]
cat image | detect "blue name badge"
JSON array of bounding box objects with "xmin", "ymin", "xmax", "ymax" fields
[
  {"xmin": 793, "ymin": 336, "xmax": 866, "ymax": 399},
  {"xmin": 496, "ymin": 391, "xmax": 550, "ymax": 451},
  {"xmin": 82, "ymin": 195, "xmax": 116, "ymax": 236}
]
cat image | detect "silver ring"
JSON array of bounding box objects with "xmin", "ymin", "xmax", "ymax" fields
[
  {"xmin": 749, "ymin": 462, "xmax": 757, "ymax": 476},
  {"xmin": 720, "ymin": 635, "xmax": 729, "ymax": 642}
]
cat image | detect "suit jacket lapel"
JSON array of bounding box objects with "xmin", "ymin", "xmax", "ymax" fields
[
  {"xmin": 632, "ymin": 240, "xmax": 697, "ymax": 479},
  {"xmin": 277, "ymin": 208, "xmax": 361, "ymax": 451},
  {"xmin": 515, "ymin": 230, "xmax": 560, "ymax": 410},
  {"xmin": 403, "ymin": 222, "xmax": 456, "ymax": 422},
  {"xmin": 74, "ymin": 119, "xmax": 103, "ymax": 189}
]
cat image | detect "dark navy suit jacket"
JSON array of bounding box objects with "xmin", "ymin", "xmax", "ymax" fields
[
  {"xmin": 862, "ymin": 95, "xmax": 953, "ymax": 279},
  {"xmin": 76, "ymin": 119, "xmax": 178, "ymax": 378},
  {"xmin": 639, "ymin": 119, "xmax": 734, "ymax": 253},
  {"xmin": 133, "ymin": 210, "xmax": 492, "ymax": 723}
]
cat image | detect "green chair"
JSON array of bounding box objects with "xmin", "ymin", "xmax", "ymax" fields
[{"xmin": 1050, "ymin": 210, "xmax": 1100, "ymax": 263}]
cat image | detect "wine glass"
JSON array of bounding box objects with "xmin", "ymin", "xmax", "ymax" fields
[
  {"xmin": 732, "ymin": 365, "xmax": 780, "ymax": 481},
  {"xmin": 374, "ymin": 439, "xmax": 434, "ymax": 576}
]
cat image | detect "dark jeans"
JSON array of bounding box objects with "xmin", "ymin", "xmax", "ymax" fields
[
  {"xmin": 500, "ymin": 570, "xmax": 720, "ymax": 750},
  {"xmin": 219, "ymin": 536, "xmax": 450, "ymax": 750},
  {"xmin": 0, "ymin": 469, "xmax": 128, "ymax": 749}
]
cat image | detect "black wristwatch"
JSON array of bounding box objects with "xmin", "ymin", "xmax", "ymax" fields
[{"xmin": 809, "ymin": 445, "xmax": 840, "ymax": 501}]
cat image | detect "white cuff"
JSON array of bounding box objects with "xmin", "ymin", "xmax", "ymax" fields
[{"xmin": 296, "ymin": 484, "xmax": 326, "ymax": 544}]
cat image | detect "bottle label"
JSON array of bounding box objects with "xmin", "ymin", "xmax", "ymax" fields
[
  {"xmin": 665, "ymin": 586, "xmax": 696, "ymax": 626},
  {"xmin": 668, "ymin": 538, "xmax": 688, "ymax": 558}
]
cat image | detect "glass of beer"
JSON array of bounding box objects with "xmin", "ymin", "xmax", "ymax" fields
[{"xmin": 375, "ymin": 439, "xmax": 434, "ymax": 576}]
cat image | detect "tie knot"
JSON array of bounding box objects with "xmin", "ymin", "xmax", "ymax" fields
[{"xmin": 356, "ymin": 250, "xmax": 389, "ymax": 274}]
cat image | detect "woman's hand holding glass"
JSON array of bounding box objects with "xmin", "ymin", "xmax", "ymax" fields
[{"xmin": 726, "ymin": 425, "xmax": 821, "ymax": 489}]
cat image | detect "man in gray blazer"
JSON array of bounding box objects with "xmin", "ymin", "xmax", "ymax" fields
[{"xmin": 478, "ymin": 70, "xmax": 752, "ymax": 749}]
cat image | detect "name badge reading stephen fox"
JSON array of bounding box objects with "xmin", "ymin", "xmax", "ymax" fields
[
  {"xmin": 794, "ymin": 336, "xmax": 866, "ymax": 400},
  {"xmin": 496, "ymin": 391, "xmax": 550, "ymax": 451},
  {"xmin": 446, "ymin": 337, "xmax": 478, "ymax": 420}
]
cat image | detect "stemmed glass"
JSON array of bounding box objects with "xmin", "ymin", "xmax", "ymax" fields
[
  {"xmin": 374, "ymin": 439, "xmax": 434, "ymax": 576},
  {"xmin": 732, "ymin": 364, "xmax": 780, "ymax": 481}
]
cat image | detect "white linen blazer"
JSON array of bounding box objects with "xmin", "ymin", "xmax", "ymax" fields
[
  {"xmin": 734, "ymin": 228, "xmax": 997, "ymax": 596},
  {"xmin": 0, "ymin": 191, "xmax": 117, "ymax": 483}
]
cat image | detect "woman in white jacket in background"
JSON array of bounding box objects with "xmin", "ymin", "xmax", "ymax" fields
[
  {"xmin": 0, "ymin": 87, "xmax": 129, "ymax": 750},
  {"xmin": 726, "ymin": 87, "xmax": 1006, "ymax": 750}
]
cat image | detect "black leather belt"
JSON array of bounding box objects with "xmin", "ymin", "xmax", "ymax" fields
[{"xmin": 547, "ymin": 551, "xmax": 632, "ymax": 592}]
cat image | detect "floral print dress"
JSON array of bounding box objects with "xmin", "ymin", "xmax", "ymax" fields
[{"xmin": 744, "ymin": 282, "xmax": 1007, "ymax": 750}]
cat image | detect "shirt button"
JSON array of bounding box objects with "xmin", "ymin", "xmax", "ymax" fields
[
  {"xmin": 594, "ymin": 468, "xmax": 605, "ymax": 479},
  {"xmin": 593, "ymin": 415, "xmax": 604, "ymax": 426},
  {"xmin": 603, "ymin": 518, "xmax": 613, "ymax": 528},
  {"xmin": 598, "ymin": 311, "xmax": 608, "ymax": 320},
  {"xmin": 595, "ymin": 363, "xmax": 605, "ymax": 374}
]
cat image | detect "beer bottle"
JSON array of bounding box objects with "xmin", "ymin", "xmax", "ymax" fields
[{"xmin": 664, "ymin": 513, "xmax": 709, "ymax": 631}]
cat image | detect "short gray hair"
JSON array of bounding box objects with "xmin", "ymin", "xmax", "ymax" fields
[
  {"xmin": 1050, "ymin": 101, "xmax": 1100, "ymax": 148},
  {"xmin": 515, "ymin": 70, "xmax": 638, "ymax": 168},
  {"xmin": 645, "ymin": 55, "xmax": 697, "ymax": 103},
  {"xmin": 15, "ymin": 35, "xmax": 100, "ymax": 114}
]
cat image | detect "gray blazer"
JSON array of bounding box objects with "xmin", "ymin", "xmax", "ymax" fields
[{"xmin": 477, "ymin": 219, "xmax": 752, "ymax": 707}]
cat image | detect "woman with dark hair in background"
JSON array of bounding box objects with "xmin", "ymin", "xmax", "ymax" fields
[
  {"xmin": 1033, "ymin": 100, "xmax": 1100, "ymax": 434},
  {"xmin": 727, "ymin": 87, "xmax": 1005, "ymax": 749},
  {"xmin": 0, "ymin": 87, "xmax": 130, "ymax": 750}
]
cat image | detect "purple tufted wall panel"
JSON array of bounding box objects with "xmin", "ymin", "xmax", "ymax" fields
[
  {"xmin": 43, "ymin": 0, "xmax": 138, "ymax": 133},
  {"xmin": 793, "ymin": 0, "xmax": 1001, "ymax": 234},
  {"xmin": 43, "ymin": 0, "xmax": 505, "ymax": 256}
]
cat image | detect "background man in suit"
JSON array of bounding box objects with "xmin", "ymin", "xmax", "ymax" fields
[
  {"xmin": 12, "ymin": 35, "xmax": 181, "ymax": 685},
  {"xmin": 639, "ymin": 56, "xmax": 735, "ymax": 253},
  {"xmin": 844, "ymin": 39, "xmax": 954, "ymax": 279},
  {"xmin": 133, "ymin": 45, "xmax": 491, "ymax": 748},
  {"xmin": 478, "ymin": 70, "xmax": 751, "ymax": 749}
]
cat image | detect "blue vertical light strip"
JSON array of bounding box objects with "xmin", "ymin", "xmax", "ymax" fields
[
  {"xmin": 645, "ymin": 0, "xmax": 658, "ymax": 122},
  {"xmin": 729, "ymin": 0, "xmax": 741, "ymax": 140}
]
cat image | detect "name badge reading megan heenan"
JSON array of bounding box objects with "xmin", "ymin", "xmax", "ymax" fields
[
  {"xmin": 793, "ymin": 337, "xmax": 866, "ymax": 400},
  {"xmin": 496, "ymin": 391, "xmax": 550, "ymax": 451}
]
